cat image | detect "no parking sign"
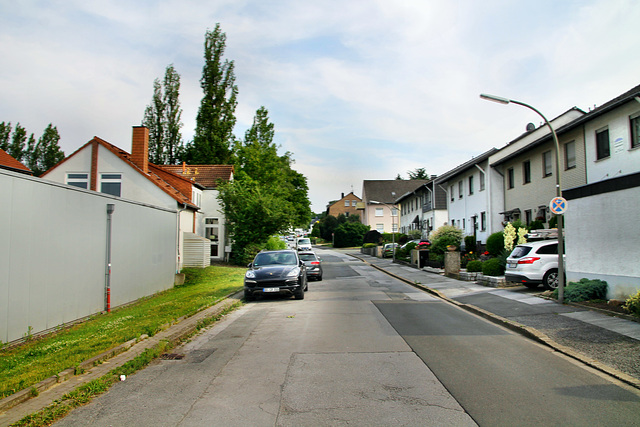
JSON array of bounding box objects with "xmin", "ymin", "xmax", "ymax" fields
[{"xmin": 549, "ymin": 197, "xmax": 567, "ymax": 215}]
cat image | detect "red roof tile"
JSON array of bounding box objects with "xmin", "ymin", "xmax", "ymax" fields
[
  {"xmin": 0, "ymin": 149, "xmax": 32, "ymax": 174},
  {"xmin": 157, "ymin": 164, "xmax": 234, "ymax": 189}
]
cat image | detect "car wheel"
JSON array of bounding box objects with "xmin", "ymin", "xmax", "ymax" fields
[
  {"xmin": 294, "ymin": 286, "xmax": 305, "ymax": 300},
  {"xmin": 543, "ymin": 269, "xmax": 559, "ymax": 290},
  {"xmin": 317, "ymin": 274, "xmax": 323, "ymax": 281}
]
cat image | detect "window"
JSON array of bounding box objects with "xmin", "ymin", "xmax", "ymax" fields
[
  {"xmin": 100, "ymin": 173, "xmax": 122, "ymax": 197},
  {"xmin": 192, "ymin": 189, "xmax": 201, "ymax": 207},
  {"xmin": 345, "ymin": 200, "xmax": 350, "ymax": 207},
  {"xmin": 479, "ymin": 173, "xmax": 485, "ymax": 191},
  {"xmin": 480, "ymin": 211, "xmax": 486, "ymax": 231},
  {"xmin": 525, "ymin": 209, "xmax": 532, "ymax": 225},
  {"xmin": 205, "ymin": 218, "xmax": 219, "ymax": 257},
  {"xmin": 375, "ymin": 208, "xmax": 383, "ymax": 217},
  {"xmin": 458, "ymin": 181, "xmax": 463, "ymax": 199},
  {"xmin": 596, "ymin": 128, "xmax": 610, "ymax": 160},
  {"xmin": 66, "ymin": 173, "xmax": 88, "ymax": 189},
  {"xmin": 462, "ymin": 218, "xmax": 466, "ymax": 230},
  {"xmin": 352, "ymin": 200, "xmax": 357, "ymax": 207},
  {"xmin": 376, "ymin": 223, "xmax": 384, "ymax": 233},
  {"xmin": 392, "ymin": 223, "xmax": 398, "ymax": 232},
  {"xmin": 564, "ymin": 141, "xmax": 576, "ymax": 170},
  {"xmin": 468, "ymin": 175, "xmax": 474, "ymax": 195},
  {"xmin": 523, "ymin": 160, "xmax": 531, "ymax": 184},
  {"xmin": 450, "ymin": 185, "xmax": 455, "ymax": 202},
  {"xmin": 391, "ymin": 207, "xmax": 398, "ymax": 217},
  {"xmin": 631, "ymin": 115, "xmax": 640, "ymax": 149},
  {"xmin": 507, "ymin": 168, "xmax": 514, "ymax": 189},
  {"xmin": 542, "ymin": 151, "xmax": 552, "ymax": 177}
]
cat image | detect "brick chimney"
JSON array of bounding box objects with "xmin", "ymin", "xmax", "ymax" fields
[{"xmin": 131, "ymin": 126, "xmax": 149, "ymax": 174}]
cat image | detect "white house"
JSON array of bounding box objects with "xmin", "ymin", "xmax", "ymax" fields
[
  {"xmin": 396, "ymin": 178, "xmax": 448, "ymax": 238},
  {"xmin": 360, "ymin": 180, "xmax": 429, "ymax": 234}
]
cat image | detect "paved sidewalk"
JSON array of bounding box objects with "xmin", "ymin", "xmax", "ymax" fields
[{"xmin": 347, "ymin": 251, "xmax": 640, "ymax": 388}]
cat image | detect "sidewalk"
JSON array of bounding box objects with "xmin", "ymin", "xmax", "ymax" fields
[{"xmin": 347, "ymin": 251, "xmax": 640, "ymax": 389}]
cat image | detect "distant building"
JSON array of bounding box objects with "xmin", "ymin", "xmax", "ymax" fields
[{"xmin": 327, "ymin": 192, "xmax": 361, "ymax": 220}]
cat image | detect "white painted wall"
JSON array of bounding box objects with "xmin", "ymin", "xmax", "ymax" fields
[
  {"xmin": 0, "ymin": 169, "xmax": 177, "ymax": 343},
  {"xmin": 565, "ymin": 183, "xmax": 640, "ymax": 300}
]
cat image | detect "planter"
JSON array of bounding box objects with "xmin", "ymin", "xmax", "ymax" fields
[{"xmin": 447, "ymin": 245, "xmax": 457, "ymax": 251}]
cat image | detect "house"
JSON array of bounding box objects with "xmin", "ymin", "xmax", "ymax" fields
[
  {"xmin": 395, "ymin": 177, "xmax": 448, "ymax": 238},
  {"xmin": 434, "ymin": 148, "xmax": 498, "ymax": 245},
  {"xmin": 360, "ymin": 180, "xmax": 429, "ymax": 234},
  {"xmin": 326, "ymin": 192, "xmax": 362, "ymax": 220},
  {"xmin": 41, "ymin": 126, "xmax": 233, "ymax": 268},
  {"xmin": 0, "ymin": 148, "xmax": 32, "ymax": 175},
  {"xmin": 157, "ymin": 163, "xmax": 234, "ymax": 262}
]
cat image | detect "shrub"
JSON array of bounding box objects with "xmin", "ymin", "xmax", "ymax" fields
[
  {"xmin": 363, "ymin": 230, "xmax": 382, "ymax": 244},
  {"xmin": 551, "ymin": 278, "xmax": 608, "ymax": 302},
  {"xmin": 528, "ymin": 220, "xmax": 544, "ymax": 230},
  {"xmin": 549, "ymin": 215, "xmax": 558, "ymax": 228},
  {"xmin": 333, "ymin": 222, "xmax": 370, "ymax": 248},
  {"xmin": 482, "ymin": 258, "xmax": 504, "ymax": 276},
  {"xmin": 431, "ymin": 225, "xmax": 463, "ymax": 254},
  {"xmin": 265, "ymin": 235, "xmax": 286, "ymax": 250},
  {"xmin": 466, "ymin": 260, "xmax": 483, "ymax": 272},
  {"xmin": 486, "ymin": 232, "xmax": 504, "ymax": 256},
  {"xmin": 407, "ymin": 229, "xmax": 422, "ymax": 239},
  {"xmin": 464, "ymin": 236, "xmax": 477, "ymax": 253},
  {"xmin": 362, "ymin": 243, "xmax": 377, "ymax": 248},
  {"xmin": 396, "ymin": 241, "xmax": 417, "ymax": 260},
  {"xmin": 624, "ymin": 290, "xmax": 640, "ymax": 317}
]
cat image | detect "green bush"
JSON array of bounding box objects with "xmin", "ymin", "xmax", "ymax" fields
[
  {"xmin": 362, "ymin": 243, "xmax": 377, "ymax": 248},
  {"xmin": 466, "ymin": 260, "xmax": 483, "ymax": 272},
  {"xmin": 624, "ymin": 290, "xmax": 640, "ymax": 317},
  {"xmin": 333, "ymin": 222, "xmax": 370, "ymax": 248},
  {"xmin": 486, "ymin": 232, "xmax": 504, "ymax": 256},
  {"xmin": 431, "ymin": 225, "xmax": 463, "ymax": 254},
  {"xmin": 265, "ymin": 235, "xmax": 286, "ymax": 250},
  {"xmin": 528, "ymin": 220, "xmax": 544, "ymax": 230},
  {"xmin": 396, "ymin": 241, "xmax": 417, "ymax": 260},
  {"xmin": 549, "ymin": 215, "xmax": 558, "ymax": 228},
  {"xmin": 551, "ymin": 278, "xmax": 608, "ymax": 302},
  {"xmin": 464, "ymin": 236, "xmax": 477, "ymax": 253},
  {"xmin": 482, "ymin": 258, "xmax": 504, "ymax": 276}
]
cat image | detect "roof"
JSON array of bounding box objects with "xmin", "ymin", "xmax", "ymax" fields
[
  {"xmin": 157, "ymin": 164, "xmax": 234, "ymax": 189},
  {"xmin": 0, "ymin": 149, "xmax": 32, "ymax": 175},
  {"xmin": 394, "ymin": 179, "xmax": 437, "ymax": 203},
  {"xmin": 362, "ymin": 180, "xmax": 429, "ymax": 204},
  {"xmin": 41, "ymin": 137, "xmax": 199, "ymax": 209},
  {"xmin": 434, "ymin": 148, "xmax": 498, "ymax": 184}
]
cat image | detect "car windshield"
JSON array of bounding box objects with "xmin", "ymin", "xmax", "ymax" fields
[
  {"xmin": 298, "ymin": 238, "xmax": 311, "ymax": 245},
  {"xmin": 253, "ymin": 252, "xmax": 297, "ymax": 266},
  {"xmin": 299, "ymin": 253, "xmax": 317, "ymax": 262}
]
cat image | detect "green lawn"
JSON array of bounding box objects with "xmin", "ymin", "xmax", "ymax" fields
[{"xmin": 0, "ymin": 265, "xmax": 245, "ymax": 399}]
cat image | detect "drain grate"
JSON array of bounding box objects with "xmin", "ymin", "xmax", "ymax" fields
[{"xmin": 160, "ymin": 353, "xmax": 185, "ymax": 360}]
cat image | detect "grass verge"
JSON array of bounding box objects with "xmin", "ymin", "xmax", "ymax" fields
[{"xmin": 0, "ymin": 265, "xmax": 244, "ymax": 400}]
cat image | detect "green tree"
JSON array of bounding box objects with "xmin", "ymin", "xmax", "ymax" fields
[
  {"xmin": 34, "ymin": 124, "xmax": 65, "ymax": 176},
  {"xmin": 8, "ymin": 123, "xmax": 27, "ymax": 162},
  {"xmin": 142, "ymin": 64, "xmax": 184, "ymax": 164},
  {"xmin": 185, "ymin": 24, "xmax": 238, "ymax": 164},
  {"xmin": 407, "ymin": 167, "xmax": 430, "ymax": 180},
  {"xmin": 333, "ymin": 222, "xmax": 370, "ymax": 248},
  {"xmin": 319, "ymin": 215, "xmax": 339, "ymax": 241},
  {"xmin": 0, "ymin": 122, "xmax": 11, "ymax": 152}
]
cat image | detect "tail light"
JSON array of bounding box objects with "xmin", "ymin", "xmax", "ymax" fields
[
  {"xmin": 311, "ymin": 261, "xmax": 320, "ymax": 265},
  {"xmin": 518, "ymin": 257, "xmax": 540, "ymax": 264}
]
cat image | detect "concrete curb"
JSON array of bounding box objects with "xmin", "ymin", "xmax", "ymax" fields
[
  {"xmin": 0, "ymin": 293, "xmax": 242, "ymax": 416},
  {"xmin": 351, "ymin": 254, "xmax": 640, "ymax": 390}
]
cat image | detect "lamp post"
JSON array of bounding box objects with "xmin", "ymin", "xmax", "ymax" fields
[
  {"xmin": 370, "ymin": 197, "xmax": 397, "ymax": 262},
  {"xmin": 480, "ymin": 93, "xmax": 565, "ymax": 303}
]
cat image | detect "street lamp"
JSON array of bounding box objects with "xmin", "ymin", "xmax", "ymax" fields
[
  {"xmin": 480, "ymin": 93, "xmax": 566, "ymax": 303},
  {"xmin": 370, "ymin": 197, "xmax": 397, "ymax": 262}
]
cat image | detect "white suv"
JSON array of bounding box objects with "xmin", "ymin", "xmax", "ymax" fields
[{"xmin": 505, "ymin": 240, "xmax": 565, "ymax": 290}]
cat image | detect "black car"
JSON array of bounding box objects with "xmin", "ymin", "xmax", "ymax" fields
[
  {"xmin": 298, "ymin": 251, "xmax": 323, "ymax": 281},
  {"xmin": 244, "ymin": 250, "xmax": 308, "ymax": 301}
]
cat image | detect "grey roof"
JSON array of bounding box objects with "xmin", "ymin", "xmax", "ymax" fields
[
  {"xmin": 362, "ymin": 180, "xmax": 429, "ymax": 204},
  {"xmin": 434, "ymin": 147, "xmax": 498, "ymax": 184}
]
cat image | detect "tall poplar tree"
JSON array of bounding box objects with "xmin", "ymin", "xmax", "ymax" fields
[
  {"xmin": 0, "ymin": 122, "xmax": 11, "ymax": 152},
  {"xmin": 185, "ymin": 23, "xmax": 238, "ymax": 164},
  {"xmin": 34, "ymin": 124, "xmax": 65, "ymax": 175},
  {"xmin": 8, "ymin": 123, "xmax": 27, "ymax": 162},
  {"xmin": 142, "ymin": 64, "xmax": 183, "ymax": 164}
]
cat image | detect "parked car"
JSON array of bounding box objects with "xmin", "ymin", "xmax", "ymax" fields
[
  {"xmin": 296, "ymin": 237, "xmax": 312, "ymax": 251},
  {"xmin": 244, "ymin": 250, "xmax": 308, "ymax": 300},
  {"xmin": 400, "ymin": 239, "xmax": 431, "ymax": 250},
  {"xmin": 382, "ymin": 243, "xmax": 398, "ymax": 258},
  {"xmin": 505, "ymin": 239, "xmax": 565, "ymax": 290},
  {"xmin": 298, "ymin": 251, "xmax": 323, "ymax": 281}
]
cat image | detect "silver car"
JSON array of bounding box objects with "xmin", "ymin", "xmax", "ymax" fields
[
  {"xmin": 505, "ymin": 239, "xmax": 565, "ymax": 290},
  {"xmin": 298, "ymin": 251, "xmax": 323, "ymax": 281}
]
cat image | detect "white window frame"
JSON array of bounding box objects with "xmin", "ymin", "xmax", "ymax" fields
[
  {"xmin": 376, "ymin": 223, "xmax": 384, "ymax": 233},
  {"xmin": 375, "ymin": 208, "xmax": 384, "ymax": 217},
  {"xmin": 66, "ymin": 172, "xmax": 89, "ymax": 189},
  {"xmin": 100, "ymin": 173, "xmax": 122, "ymax": 197}
]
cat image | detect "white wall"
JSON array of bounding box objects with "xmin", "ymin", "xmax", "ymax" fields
[
  {"xmin": 565, "ymin": 180, "xmax": 640, "ymax": 300},
  {"xmin": 0, "ymin": 169, "xmax": 177, "ymax": 343}
]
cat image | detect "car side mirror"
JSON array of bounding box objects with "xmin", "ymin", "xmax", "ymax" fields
[{"xmin": 247, "ymin": 263, "xmax": 252, "ymax": 268}]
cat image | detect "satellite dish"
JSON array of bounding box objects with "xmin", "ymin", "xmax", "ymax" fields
[{"xmin": 526, "ymin": 123, "xmax": 536, "ymax": 132}]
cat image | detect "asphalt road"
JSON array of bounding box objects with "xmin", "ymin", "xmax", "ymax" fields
[{"xmin": 54, "ymin": 250, "xmax": 640, "ymax": 426}]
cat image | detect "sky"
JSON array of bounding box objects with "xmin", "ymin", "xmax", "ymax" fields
[{"xmin": 1, "ymin": 0, "xmax": 639, "ymax": 213}]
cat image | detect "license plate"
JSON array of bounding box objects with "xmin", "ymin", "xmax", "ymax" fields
[
  {"xmin": 263, "ymin": 287, "xmax": 280, "ymax": 293},
  {"xmin": 508, "ymin": 263, "xmax": 517, "ymax": 268}
]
